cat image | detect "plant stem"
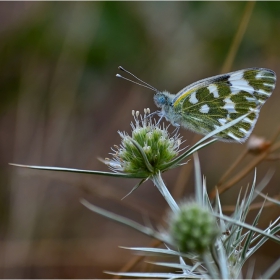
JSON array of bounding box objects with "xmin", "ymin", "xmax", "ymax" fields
[
  {"xmin": 202, "ymin": 253, "xmax": 219, "ymax": 279},
  {"xmin": 151, "ymin": 172, "xmax": 179, "ymax": 213}
]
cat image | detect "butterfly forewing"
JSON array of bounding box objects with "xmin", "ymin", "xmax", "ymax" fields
[{"xmin": 174, "ymin": 68, "xmax": 276, "ymax": 142}]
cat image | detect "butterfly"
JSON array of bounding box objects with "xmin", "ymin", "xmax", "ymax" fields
[{"xmin": 117, "ymin": 67, "xmax": 276, "ymax": 142}]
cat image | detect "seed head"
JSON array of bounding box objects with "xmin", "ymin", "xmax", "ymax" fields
[
  {"xmin": 169, "ymin": 202, "xmax": 220, "ymax": 254},
  {"xmin": 106, "ymin": 109, "xmax": 182, "ymax": 177}
]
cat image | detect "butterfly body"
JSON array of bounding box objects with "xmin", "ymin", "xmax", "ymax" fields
[{"xmin": 153, "ymin": 68, "xmax": 276, "ymax": 142}]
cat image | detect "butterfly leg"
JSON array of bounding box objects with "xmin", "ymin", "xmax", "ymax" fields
[
  {"xmin": 156, "ymin": 115, "xmax": 164, "ymax": 126},
  {"xmin": 146, "ymin": 110, "xmax": 161, "ymax": 119}
]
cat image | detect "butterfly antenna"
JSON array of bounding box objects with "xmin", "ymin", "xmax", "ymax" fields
[{"xmin": 117, "ymin": 66, "xmax": 158, "ymax": 92}]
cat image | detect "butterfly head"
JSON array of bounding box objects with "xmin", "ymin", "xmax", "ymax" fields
[{"xmin": 153, "ymin": 91, "xmax": 172, "ymax": 109}]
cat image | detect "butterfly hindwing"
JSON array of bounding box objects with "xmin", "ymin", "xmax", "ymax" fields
[{"xmin": 173, "ymin": 68, "xmax": 276, "ymax": 142}]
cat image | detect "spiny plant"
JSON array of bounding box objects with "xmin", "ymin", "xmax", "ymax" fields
[{"xmin": 11, "ymin": 108, "xmax": 280, "ymax": 278}]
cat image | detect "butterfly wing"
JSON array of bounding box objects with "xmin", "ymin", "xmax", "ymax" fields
[{"xmin": 173, "ymin": 68, "xmax": 276, "ymax": 142}]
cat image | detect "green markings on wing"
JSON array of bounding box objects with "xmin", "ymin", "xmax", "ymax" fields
[
  {"xmin": 176, "ymin": 68, "xmax": 276, "ymax": 142},
  {"xmin": 243, "ymin": 69, "xmax": 276, "ymax": 103},
  {"xmin": 214, "ymin": 112, "xmax": 256, "ymax": 142}
]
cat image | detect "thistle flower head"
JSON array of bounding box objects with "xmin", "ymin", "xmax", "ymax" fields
[
  {"xmin": 169, "ymin": 201, "xmax": 220, "ymax": 254},
  {"xmin": 105, "ymin": 108, "xmax": 182, "ymax": 177}
]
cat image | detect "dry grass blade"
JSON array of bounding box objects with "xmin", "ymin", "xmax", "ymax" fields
[
  {"xmin": 221, "ymin": 1, "xmax": 255, "ymax": 73},
  {"xmin": 211, "ymin": 127, "xmax": 280, "ymax": 200},
  {"xmin": 216, "ymin": 149, "xmax": 248, "ymax": 187}
]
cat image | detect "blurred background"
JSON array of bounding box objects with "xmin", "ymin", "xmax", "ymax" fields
[{"xmin": 1, "ymin": 1, "xmax": 280, "ymax": 278}]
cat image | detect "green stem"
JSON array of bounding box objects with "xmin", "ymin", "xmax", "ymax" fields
[{"xmin": 151, "ymin": 172, "xmax": 179, "ymax": 213}]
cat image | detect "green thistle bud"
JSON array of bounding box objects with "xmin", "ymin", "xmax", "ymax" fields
[
  {"xmin": 169, "ymin": 202, "xmax": 220, "ymax": 254},
  {"xmin": 106, "ymin": 108, "xmax": 182, "ymax": 177}
]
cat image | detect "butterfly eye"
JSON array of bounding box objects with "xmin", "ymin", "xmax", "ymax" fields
[{"xmin": 154, "ymin": 93, "xmax": 167, "ymax": 107}]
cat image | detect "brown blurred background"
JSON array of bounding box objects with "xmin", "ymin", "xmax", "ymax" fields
[{"xmin": 1, "ymin": 1, "xmax": 280, "ymax": 278}]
